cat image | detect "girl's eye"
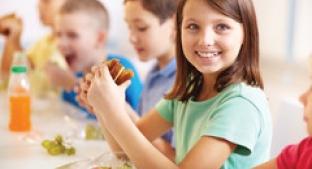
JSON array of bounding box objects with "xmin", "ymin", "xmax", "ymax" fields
[
  {"xmin": 187, "ymin": 24, "xmax": 199, "ymax": 30},
  {"xmin": 216, "ymin": 24, "xmax": 229, "ymax": 31}
]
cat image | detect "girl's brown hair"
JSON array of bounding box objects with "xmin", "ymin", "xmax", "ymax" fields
[
  {"xmin": 124, "ymin": 0, "xmax": 178, "ymax": 24},
  {"xmin": 165, "ymin": 0, "xmax": 263, "ymax": 102}
]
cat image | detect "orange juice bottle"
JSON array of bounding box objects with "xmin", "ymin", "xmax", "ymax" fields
[{"xmin": 8, "ymin": 52, "xmax": 31, "ymax": 132}]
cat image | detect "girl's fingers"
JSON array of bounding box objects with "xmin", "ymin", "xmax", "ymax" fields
[
  {"xmin": 91, "ymin": 65, "xmax": 99, "ymax": 74},
  {"xmin": 120, "ymin": 79, "xmax": 131, "ymax": 92},
  {"xmin": 73, "ymin": 85, "xmax": 80, "ymax": 93},
  {"xmin": 85, "ymin": 73, "xmax": 93, "ymax": 85},
  {"xmin": 80, "ymin": 82, "xmax": 89, "ymax": 91}
]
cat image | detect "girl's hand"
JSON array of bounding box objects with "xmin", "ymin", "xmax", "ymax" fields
[
  {"xmin": 86, "ymin": 64, "xmax": 130, "ymax": 119},
  {"xmin": 75, "ymin": 73, "xmax": 94, "ymax": 113}
]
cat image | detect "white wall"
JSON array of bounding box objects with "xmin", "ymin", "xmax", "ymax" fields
[
  {"xmin": 1, "ymin": 0, "xmax": 311, "ymax": 60},
  {"xmin": 293, "ymin": 0, "xmax": 312, "ymax": 60},
  {"xmin": 254, "ymin": 0, "xmax": 312, "ymax": 60},
  {"xmin": 0, "ymin": 0, "xmax": 135, "ymax": 56}
]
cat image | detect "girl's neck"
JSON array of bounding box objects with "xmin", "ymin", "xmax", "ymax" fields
[{"xmin": 196, "ymin": 75, "xmax": 217, "ymax": 101}]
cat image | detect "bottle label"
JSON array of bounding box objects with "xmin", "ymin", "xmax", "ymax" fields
[{"xmin": 9, "ymin": 95, "xmax": 31, "ymax": 132}]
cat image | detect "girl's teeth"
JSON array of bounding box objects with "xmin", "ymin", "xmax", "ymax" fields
[{"xmin": 197, "ymin": 52, "xmax": 218, "ymax": 58}]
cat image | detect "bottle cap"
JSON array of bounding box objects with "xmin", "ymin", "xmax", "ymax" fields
[{"xmin": 11, "ymin": 66, "xmax": 27, "ymax": 73}]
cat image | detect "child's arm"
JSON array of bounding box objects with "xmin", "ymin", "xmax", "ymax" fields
[
  {"xmin": 85, "ymin": 63, "xmax": 238, "ymax": 169},
  {"xmin": 0, "ymin": 17, "xmax": 23, "ymax": 79},
  {"xmin": 44, "ymin": 62, "xmax": 77, "ymax": 91},
  {"xmin": 253, "ymin": 159, "xmax": 278, "ymax": 169}
]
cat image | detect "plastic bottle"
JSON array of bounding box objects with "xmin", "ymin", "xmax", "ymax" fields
[{"xmin": 8, "ymin": 52, "xmax": 31, "ymax": 132}]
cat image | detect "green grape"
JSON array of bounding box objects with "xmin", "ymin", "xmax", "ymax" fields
[
  {"xmin": 41, "ymin": 140, "xmax": 53, "ymax": 149},
  {"xmin": 54, "ymin": 134, "xmax": 63, "ymax": 144},
  {"xmin": 48, "ymin": 144, "xmax": 65, "ymax": 155},
  {"xmin": 120, "ymin": 163, "xmax": 133, "ymax": 169},
  {"xmin": 65, "ymin": 146, "xmax": 76, "ymax": 156},
  {"xmin": 85, "ymin": 125, "xmax": 105, "ymax": 140},
  {"xmin": 85, "ymin": 125, "xmax": 97, "ymax": 140},
  {"xmin": 41, "ymin": 134, "xmax": 76, "ymax": 156}
]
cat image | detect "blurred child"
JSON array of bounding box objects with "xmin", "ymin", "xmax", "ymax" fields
[
  {"xmin": 80, "ymin": 0, "xmax": 272, "ymax": 168},
  {"xmin": 48, "ymin": 0, "xmax": 142, "ymax": 119},
  {"xmin": 123, "ymin": 0, "xmax": 178, "ymax": 160},
  {"xmin": 0, "ymin": 0, "xmax": 68, "ymax": 96},
  {"xmin": 254, "ymin": 85, "xmax": 312, "ymax": 168}
]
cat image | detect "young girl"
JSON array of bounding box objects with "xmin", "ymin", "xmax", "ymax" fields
[
  {"xmin": 81, "ymin": 0, "xmax": 272, "ymax": 168},
  {"xmin": 254, "ymin": 85, "xmax": 312, "ymax": 168},
  {"xmin": 123, "ymin": 0, "xmax": 178, "ymax": 160}
]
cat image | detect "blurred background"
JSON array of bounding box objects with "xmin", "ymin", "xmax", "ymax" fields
[{"xmin": 0, "ymin": 0, "xmax": 312, "ymax": 157}]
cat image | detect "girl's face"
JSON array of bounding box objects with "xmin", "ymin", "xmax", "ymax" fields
[
  {"xmin": 299, "ymin": 85, "xmax": 312, "ymax": 136},
  {"xmin": 181, "ymin": 0, "xmax": 244, "ymax": 77},
  {"xmin": 55, "ymin": 12, "xmax": 103, "ymax": 72},
  {"xmin": 124, "ymin": 0, "xmax": 175, "ymax": 62},
  {"xmin": 37, "ymin": 0, "xmax": 64, "ymax": 27}
]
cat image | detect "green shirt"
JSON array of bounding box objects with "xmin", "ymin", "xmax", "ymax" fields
[{"xmin": 156, "ymin": 83, "xmax": 272, "ymax": 169}]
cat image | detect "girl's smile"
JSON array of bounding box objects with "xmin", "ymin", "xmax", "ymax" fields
[{"xmin": 181, "ymin": 0, "xmax": 244, "ymax": 75}]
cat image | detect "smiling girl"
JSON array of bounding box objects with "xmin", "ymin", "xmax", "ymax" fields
[{"xmin": 81, "ymin": 0, "xmax": 272, "ymax": 168}]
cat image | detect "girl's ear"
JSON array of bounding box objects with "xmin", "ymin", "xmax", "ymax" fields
[{"xmin": 96, "ymin": 30, "xmax": 108, "ymax": 47}]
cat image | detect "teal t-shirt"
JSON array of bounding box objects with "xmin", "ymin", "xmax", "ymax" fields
[{"xmin": 156, "ymin": 83, "xmax": 272, "ymax": 169}]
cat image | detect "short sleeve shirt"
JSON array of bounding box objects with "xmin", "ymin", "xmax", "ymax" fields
[
  {"xmin": 26, "ymin": 34, "xmax": 67, "ymax": 70},
  {"xmin": 137, "ymin": 58, "xmax": 176, "ymax": 144},
  {"xmin": 27, "ymin": 34, "xmax": 68, "ymax": 97},
  {"xmin": 277, "ymin": 136, "xmax": 312, "ymax": 169},
  {"xmin": 156, "ymin": 83, "xmax": 272, "ymax": 168}
]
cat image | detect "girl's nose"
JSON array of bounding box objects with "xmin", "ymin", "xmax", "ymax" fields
[{"xmin": 199, "ymin": 28, "xmax": 215, "ymax": 46}]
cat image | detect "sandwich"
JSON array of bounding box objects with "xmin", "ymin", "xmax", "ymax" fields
[{"xmin": 104, "ymin": 59, "xmax": 134, "ymax": 85}]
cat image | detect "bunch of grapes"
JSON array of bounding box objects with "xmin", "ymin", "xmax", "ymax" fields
[
  {"xmin": 41, "ymin": 135, "xmax": 76, "ymax": 156},
  {"xmin": 85, "ymin": 124, "xmax": 105, "ymax": 140}
]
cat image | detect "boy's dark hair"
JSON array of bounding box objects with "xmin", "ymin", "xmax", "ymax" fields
[
  {"xmin": 124, "ymin": 0, "xmax": 178, "ymax": 24},
  {"xmin": 165, "ymin": 0, "xmax": 263, "ymax": 102},
  {"xmin": 59, "ymin": 0, "xmax": 109, "ymax": 30}
]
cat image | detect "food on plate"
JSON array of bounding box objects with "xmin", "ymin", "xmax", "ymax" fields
[
  {"xmin": 104, "ymin": 59, "xmax": 134, "ymax": 85},
  {"xmin": 93, "ymin": 162, "xmax": 133, "ymax": 169},
  {"xmin": 41, "ymin": 134, "xmax": 76, "ymax": 156}
]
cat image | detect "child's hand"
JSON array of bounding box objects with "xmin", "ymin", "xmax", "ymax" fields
[
  {"xmin": 86, "ymin": 64, "xmax": 130, "ymax": 119},
  {"xmin": 44, "ymin": 61, "xmax": 77, "ymax": 91},
  {"xmin": 0, "ymin": 16, "xmax": 22, "ymax": 41},
  {"xmin": 74, "ymin": 76, "xmax": 94, "ymax": 113}
]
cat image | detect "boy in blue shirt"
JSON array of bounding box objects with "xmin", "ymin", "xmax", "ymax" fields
[{"xmin": 44, "ymin": 0, "xmax": 142, "ymax": 118}]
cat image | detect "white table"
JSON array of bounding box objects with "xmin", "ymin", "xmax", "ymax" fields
[{"xmin": 0, "ymin": 92, "xmax": 110, "ymax": 169}]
